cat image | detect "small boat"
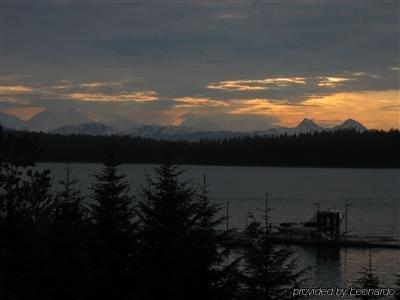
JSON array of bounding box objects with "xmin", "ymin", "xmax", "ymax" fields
[{"xmin": 270, "ymin": 210, "xmax": 400, "ymax": 249}]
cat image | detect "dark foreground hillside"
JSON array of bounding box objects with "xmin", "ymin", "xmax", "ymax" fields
[{"xmin": 3, "ymin": 128, "xmax": 400, "ymax": 168}]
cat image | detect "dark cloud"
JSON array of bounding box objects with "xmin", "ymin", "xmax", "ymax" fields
[{"xmin": 1, "ymin": 0, "xmax": 398, "ymax": 129}]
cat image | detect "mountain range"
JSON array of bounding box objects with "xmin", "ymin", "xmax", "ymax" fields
[
  {"xmin": 0, "ymin": 108, "xmax": 368, "ymax": 141},
  {"xmin": 0, "ymin": 108, "xmax": 90, "ymax": 132}
]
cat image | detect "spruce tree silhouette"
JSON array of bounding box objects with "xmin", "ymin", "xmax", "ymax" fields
[
  {"xmin": 89, "ymin": 149, "xmax": 137, "ymax": 300},
  {"xmin": 138, "ymin": 163, "xmax": 238, "ymax": 299},
  {"xmin": 193, "ymin": 175, "xmax": 241, "ymax": 299},
  {"xmin": 55, "ymin": 164, "xmax": 87, "ymax": 227},
  {"xmin": 49, "ymin": 165, "xmax": 91, "ymax": 299},
  {"xmin": 240, "ymin": 194, "xmax": 308, "ymax": 300},
  {"xmin": 18, "ymin": 168, "xmax": 56, "ymax": 300},
  {"xmin": 0, "ymin": 128, "xmax": 55, "ymax": 299},
  {"xmin": 353, "ymin": 252, "xmax": 382, "ymax": 299}
]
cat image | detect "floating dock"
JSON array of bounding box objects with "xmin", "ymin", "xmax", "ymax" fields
[
  {"xmin": 226, "ymin": 231, "xmax": 400, "ymax": 249},
  {"xmin": 226, "ymin": 201, "xmax": 400, "ymax": 249},
  {"xmin": 269, "ymin": 234, "xmax": 400, "ymax": 249}
]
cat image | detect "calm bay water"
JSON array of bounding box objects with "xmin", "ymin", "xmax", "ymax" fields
[{"xmin": 37, "ymin": 163, "xmax": 400, "ymax": 291}]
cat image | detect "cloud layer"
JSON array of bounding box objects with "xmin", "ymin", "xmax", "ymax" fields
[{"xmin": 1, "ymin": 1, "xmax": 399, "ymax": 130}]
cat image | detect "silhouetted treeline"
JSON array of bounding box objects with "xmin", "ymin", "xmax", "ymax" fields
[
  {"xmin": 3, "ymin": 128, "xmax": 399, "ymax": 167},
  {"xmin": 0, "ymin": 128, "xmax": 309, "ymax": 299}
]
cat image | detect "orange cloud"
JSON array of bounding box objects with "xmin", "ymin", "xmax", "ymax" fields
[
  {"xmin": 46, "ymin": 81, "xmax": 124, "ymax": 90},
  {"xmin": 0, "ymin": 85, "xmax": 34, "ymax": 94},
  {"xmin": 207, "ymin": 75, "xmax": 359, "ymax": 91},
  {"xmin": 174, "ymin": 97, "xmax": 229, "ymax": 107},
  {"xmin": 302, "ymin": 90, "xmax": 399, "ymax": 129},
  {"xmin": 0, "ymin": 97, "xmax": 31, "ymax": 105},
  {"xmin": 229, "ymin": 99, "xmax": 309, "ymax": 121},
  {"xmin": 207, "ymin": 77, "xmax": 306, "ymax": 91},
  {"xmin": 78, "ymin": 81, "xmax": 123, "ymax": 88},
  {"xmin": 68, "ymin": 91, "xmax": 158, "ymax": 102},
  {"xmin": 317, "ymin": 77, "xmax": 351, "ymax": 87},
  {"xmin": 228, "ymin": 90, "xmax": 399, "ymax": 129},
  {"xmin": 48, "ymin": 84, "xmax": 74, "ymax": 90}
]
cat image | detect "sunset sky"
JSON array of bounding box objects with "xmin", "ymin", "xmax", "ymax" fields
[{"xmin": 1, "ymin": 0, "xmax": 399, "ymax": 131}]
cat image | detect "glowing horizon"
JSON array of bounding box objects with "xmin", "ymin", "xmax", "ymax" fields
[
  {"xmin": 1, "ymin": 1, "xmax": 398, "ymax": 131},
  {"xmin": 3, "ymin": 89, "xmax": 398, "ymax": 130}
]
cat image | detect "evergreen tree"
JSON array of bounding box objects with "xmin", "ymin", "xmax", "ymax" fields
[
  {"xmin": 193, "ymin": 175, "xmax": 241, "ymax": 299},
  {"xmin": 91, "ymin": 152, "xmax": 133, "ymax": 232},
  {"xmin": 353, "ymin": 252, "xmax": 382, "ymax": 299},
  {"xmin": 240, "ymin": 194, "xmax": 308, "ymax": 300},
  {"xmin": 4, "ymin": 170, "xmax": 55, "ymax": 299},
  {"xmin": 48, "ymin": 165, "xmax": 90, "ymax": 299},
  {"xmin": 89, "ymin": 149, "xmax": 136, "ymax": 300},
  {"xmin": 137, "ymin": 163, "xmax": 238, "ymax": 299},
  {"xmin": 54, "ymin": 164, "xmax": 86, "ymax": 227},
  {"xmin": 18, "ymin": 168, "xmax": 57, "ymax": 300},
  {"xmin": 0, "ymin": 129, "xmax": 39, "ymax": 224},
  {"xmin": 0, "ymin": 129, "xmax": 55, "ymax": 299},
  {"xmin": 19, "ymin": 169, "xmax": 54, "ymax": 223}
]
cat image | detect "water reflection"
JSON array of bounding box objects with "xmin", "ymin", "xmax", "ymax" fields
[
  {"xmin": 317, "ymin": 247, "xmax": 340, "ymax": 262},
  {"xmin": 303, "ymin": 247, "xmax": 343, "ymax": 287},
  {"xmin": 299, "ymin": 246, "xmax": 399, "ymax": 289}
]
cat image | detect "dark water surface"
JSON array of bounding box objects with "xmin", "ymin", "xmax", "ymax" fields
[{"xmin": 36, "ymin": 163, "xmax": 400, "ymax": 291}]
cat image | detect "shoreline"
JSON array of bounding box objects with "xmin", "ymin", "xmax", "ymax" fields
[{"xmin": 36, "ymin": 160, "xmax": 400, "ymax": 170}]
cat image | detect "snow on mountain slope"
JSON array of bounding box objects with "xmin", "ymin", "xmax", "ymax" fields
[
  {"xmin": 50, "ymin": 123, "xmax": 117, "ymax": 136},
  {"xmin": 332, "ymin": 119, "xmax": 368, "ymax": 132},
  {"xmin": 295, "ymin": 118, "xmax": 323, "ymax": 133},
  {"xmin": 105, "ymin": 119, "xmax": 143, "ymax": 132},
  {"xmin": 124, "ymin": 125, "xmax": 196, "ymax": 139},
  {"xmin": 47, "ymin": 118, "xmax": 369, "ymax": 140},
  {"xmin": 252, "ymin": 119, "xmax": 322, "ymax": 137}
]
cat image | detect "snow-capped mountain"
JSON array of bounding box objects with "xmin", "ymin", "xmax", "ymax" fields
[
  {"xmin": 26, "ymin": 108, "xmax": 90, "ymax": 132},
  {"xmin": 105, "ymin": 119, "xmax": 143, "ymax": 132},
  {"xmin": 122, "ymin": 119, "xmax": 323, "ymax": 141},
  {"xmin": 249, "ymin": 119, "xmax": 322, "ymax": 137},
  {"xmin": 332, "ymin": 118, "xmax": 368, "ymax": 132},
  {"xmin": 4, "ymin": 109, "xmax": 369, "ymax": 140},
  {"xmin": 250, "ymin": 127, "xmax": 289, "ymax": 137},
  {"xmin": 47, "ymin": 118, "xmax": 369, "ymax": 140},
  {"xmin": 50, "ymin": 123, "xmax": 117, "ymax": 136},
  {"xmin": 179, "ymin": 130, "xmax": 242, "ymax": 141},
  {"xmin": 295, "ymin": 118, "xmax": 323, "ymax": 133},
  {"xmin": 124, "ymin": 125, "xmax": 196, "ymax": 139},
  {"xmin": 0, "ymin": 111, "xmax": 25, "ymax": 129}
]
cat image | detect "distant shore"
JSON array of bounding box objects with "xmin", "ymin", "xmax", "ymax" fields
[
  {"xmin": 4, "ymin": 128, "xmax": 399, "ymax": 168},
  {"xmin": 36, "ymin": 160, "xmax": 400, "ymax": 169}
]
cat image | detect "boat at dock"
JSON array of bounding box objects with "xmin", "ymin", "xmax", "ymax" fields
[
  {"xmin": 271, "ymin": 210, "xmax": 400, "ymax": 248},
  {"xmin": 227, "ymin": 209, "xmax": 400, "ymax": 249}
]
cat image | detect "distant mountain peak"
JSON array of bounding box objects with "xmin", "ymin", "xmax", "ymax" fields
[
  {"xmin": 334, "ymin": 118, "xmax": 368, "ymax": 132},
  {"xmin": 26, "ymin": 107, "xmax": 90, "ymax": 132},
  {"xmin": 105, "ymin": 119, "xmax": 143, "ymax": 131},
  {"xmin": 50, "ymin": 122, "xmax": 117, "ymax": 136},
  {"xmin": 0, "ymin": 111, "xmax": 25, "ymax": 129},
  {"xmin": 46, "ymin": 116, "xmax": 370, "ymax": 140},
  {"xmin": 342, "ymin": 118, "xmax": 362, "ymax": 126},
  {"xmin": 295, "ymin": 118, "xmax": 322, "ymax": 132}
]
